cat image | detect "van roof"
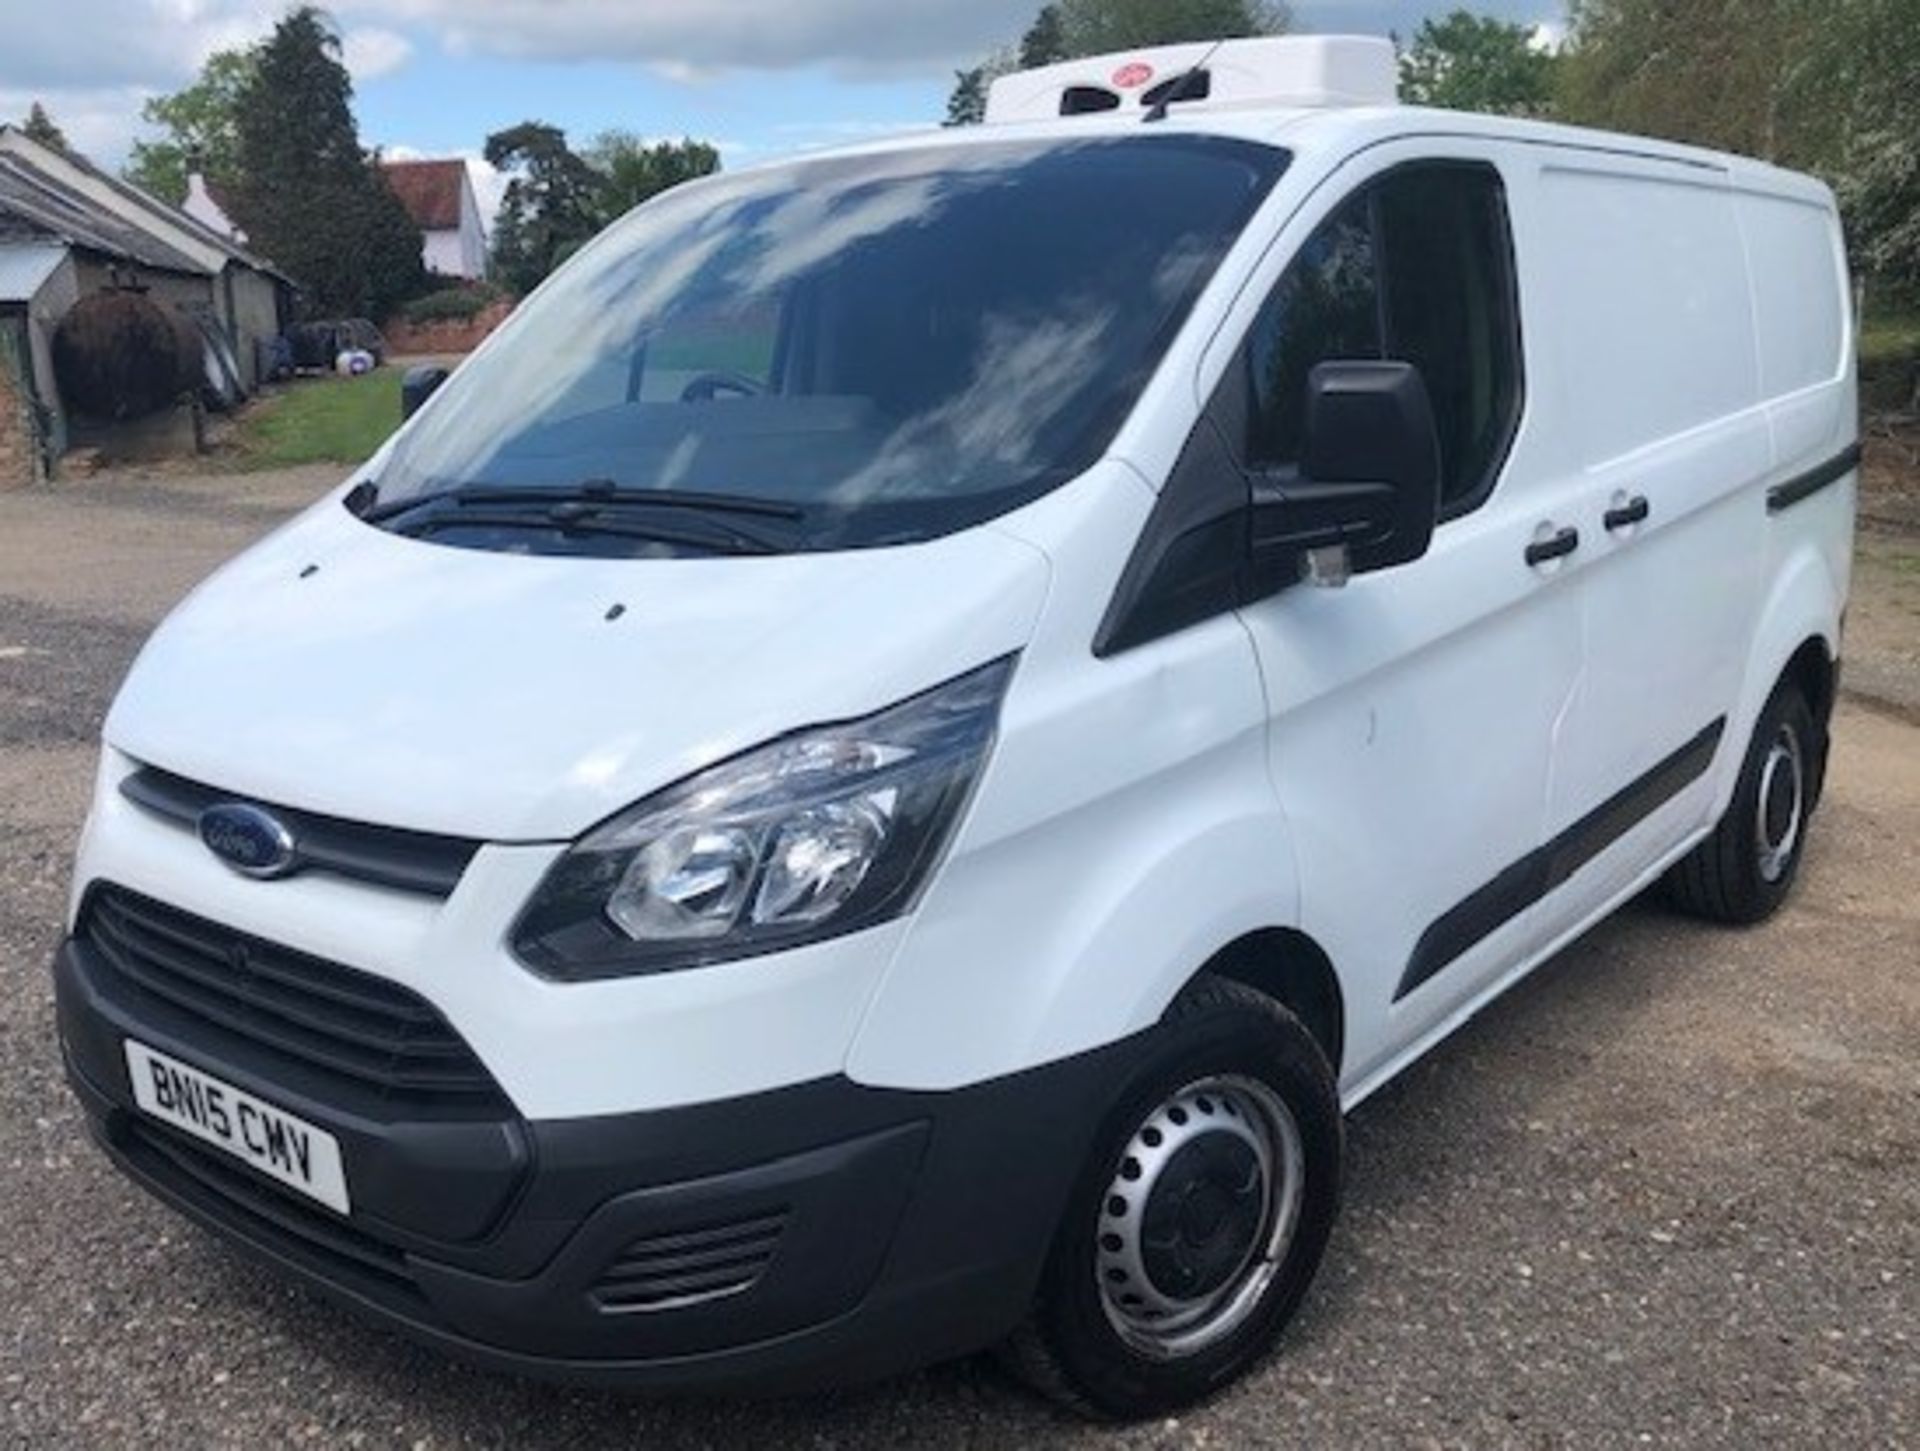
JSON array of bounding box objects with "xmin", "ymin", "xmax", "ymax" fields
[{"xmin": 752, "ymin": 35, "xmax": 1830, "ymax": 211}]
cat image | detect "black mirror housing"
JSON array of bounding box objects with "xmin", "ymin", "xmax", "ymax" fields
[
  {"xmin": 1251, "ymin": 359, "xmax": 1442, "ymax": 584},
  {"xmin": 401, "ymin": 364, "xmax": 451, "ymax": 421}
]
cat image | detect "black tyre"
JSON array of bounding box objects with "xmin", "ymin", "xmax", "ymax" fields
[
  {"xmin": 1665, "ymin": 680, "xmax": 1819, "ymax": 924},
  {"xmin": 1002, "ymin": 975, "xmax": 1342, "ymax": 1420}
]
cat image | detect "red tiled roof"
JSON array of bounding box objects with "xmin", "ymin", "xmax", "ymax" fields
[{"xmin": 381, "ymin": 158, "xmax": 467, "ymax": 231}]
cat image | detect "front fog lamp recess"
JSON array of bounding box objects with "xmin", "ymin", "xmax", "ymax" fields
[{"xmin": 512, "ymin": 660, "xmax": 1013, "ymax": 979}]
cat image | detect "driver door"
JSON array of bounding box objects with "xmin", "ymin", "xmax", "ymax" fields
[{"xmin": 1222, "ymin": 145, "xmax": 1584, "ymax": 1089}]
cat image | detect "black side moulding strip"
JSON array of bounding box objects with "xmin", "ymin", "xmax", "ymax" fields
[
  {"xmin": 1396, "ymin": 717, "xmax": 1725, "ymax": 1001},
  {"xmin": 1767, "ymin": 443, "xmax": 1862, "ymax": 513}
]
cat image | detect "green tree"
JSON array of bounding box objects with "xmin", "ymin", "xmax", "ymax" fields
[
  {"xmin": 945, "ymin": 65, "xmax": 992, "ymax": 126},
  {"xmin": 1556, "ymin": 0, "xmax": 1822, "ymax": 162},
  {"xmin": 1052, "ymin": 0, "xmax": 1289, "ymax": 55},
  {"xmin": 1812, "ymin": 0, "xmax": 1920, "ymax": 298},
  {"xmin": 945, "ymin": 0, "xmax": 1290, "ymax": 124},
  {"xmin": 1558, "ymin": 0, "xmax": 1920, "ymax": 297},
  {"xmin": 125, "ymin": 47, "xmax": 258, "ymax": 204},
  {"xmin": 588, "ymin": 133, "xmax": 720, "ymax": 222},
  {"xmin": 231, "ymin": 8, "xmax": 423, "ymax": 317},
  {"xmin": 484, "ymin": 122, "xmax": 607, "ymax": 295},
  {"xmin": 1020, "ymin": 5, "xmax": 1070, "ymax": 67},
  {"xmin": 21, "ymin": 102, "xmax": 67, "ymax": 151},
  {"xmin": 1399, "ymin": 10, "xmax": 1557, "ymax": 117}
]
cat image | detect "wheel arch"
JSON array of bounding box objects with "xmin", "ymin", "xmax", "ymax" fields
[
  {"xmin": 1182, "ymin": 928, "xmax": 1345, "ymax": 1078},
  {"xmin": 1781, "ymin": 632, "xmax": 1837, "ymax": 804},
  {"xmin": 1723, "ymin": 544, "xmax": 1843, "ymax": 819}
]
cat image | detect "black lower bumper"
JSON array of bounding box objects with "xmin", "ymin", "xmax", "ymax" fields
[{"xmin": 54, "ymin": 935, "xmax": 1147, "ymax": 1392}]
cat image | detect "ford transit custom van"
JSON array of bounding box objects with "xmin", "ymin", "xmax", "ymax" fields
[{"xmin": 53, "ymin": 36, "xmax": 1858, "ymax": 1418}]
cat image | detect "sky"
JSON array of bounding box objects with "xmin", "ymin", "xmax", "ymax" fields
[{"xmin": 0, "ymin": 0, "xmax": 1564, "ymax": 223}]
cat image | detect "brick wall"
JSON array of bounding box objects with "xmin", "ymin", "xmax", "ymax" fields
[{"xmin": 383, "ymin": 299, "xmax": 514, "ymax": 358}]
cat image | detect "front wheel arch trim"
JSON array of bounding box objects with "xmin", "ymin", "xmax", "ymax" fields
[{"xmin": 1175, "ymin": 927, "xmax": 1345, "ymax": 1078}]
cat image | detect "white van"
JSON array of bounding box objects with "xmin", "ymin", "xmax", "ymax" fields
[{"xmin": 54, "ymin": 37, "xmax": 1857, "ymax": 1418}]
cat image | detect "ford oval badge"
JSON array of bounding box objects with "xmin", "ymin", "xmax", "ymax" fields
[{"xmin": 198, "ymin": 802, "xmax": 298, "ymax": 880}]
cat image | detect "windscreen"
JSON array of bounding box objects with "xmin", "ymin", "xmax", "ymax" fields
[{"xmin": 369, "ymin": 135, "xmax": 1287, "ymax": 552}]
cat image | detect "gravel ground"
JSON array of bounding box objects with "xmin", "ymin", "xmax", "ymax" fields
[{"xmin": 2, "ymin": 468, "xmax": 1915, "ymax": 1449}]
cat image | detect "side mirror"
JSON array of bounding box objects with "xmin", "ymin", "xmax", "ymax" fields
[
  {"xmin": 1250, "ymin": 360, "xmax": 1442, "ymax": 587},
  {"xmin": 401, "ymin": 364, "xmax": 450, "ymax": 421}
]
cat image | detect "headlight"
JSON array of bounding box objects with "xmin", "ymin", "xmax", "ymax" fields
[{"xmin": 511, "ymin": 658, "xmax": 1014, "ymax": 979}]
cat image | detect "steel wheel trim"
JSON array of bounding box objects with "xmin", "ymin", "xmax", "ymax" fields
[
  {"xmin": 1755, "ymin": 721, "xmax": 1804, "ymax": 884},
  {"xmin": 1094, "ymin": 1074, "xmax": 1305, "ymax": 1361}
]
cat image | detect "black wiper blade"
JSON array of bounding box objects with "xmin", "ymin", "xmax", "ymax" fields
[
  {"xmin": 388, "ymin": 506, "xmax": 778, "ymax": 556},
  {"xmin": 574, "ymin": 480, "xmax": 807, "ymax": 521},
  {"xmin": 360, "ymin": 479, "xmax": 805, "ymax": 525},
  {"xmin": 359, "ymin": 486, "xmax": 466, "ymax": 523},
  {"xmin": 544, "ymin": 498, "xmax": 787, "ymax": 554}
]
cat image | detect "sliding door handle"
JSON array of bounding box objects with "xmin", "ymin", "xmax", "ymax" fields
[
  {"xmin": 1525, "ymin": 526, "xmax": 1580, "ymax": 566},
  {"xmin": 1604, "ymin": 494, "xmax": 1651, "ymax": 532}
]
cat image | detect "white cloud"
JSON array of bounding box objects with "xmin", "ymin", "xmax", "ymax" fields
[
  {"xmin": 4, "ymin": 1, "xmax": 282, "ymax": 91},
  {"xmin": 2, "ymin": 1, "xmax": 312, "ymax": 166},
  {"xmin": 649, "ymin": 60, "xmax": 717, "ymax": 86},
  {"xmin": 467, "ymin": 156, "xmax": 508, "ymax": 228},
  {"xmin": 0, "ymin": 85, "xmax": 156, "ymax": 161},
  {"xmin": 342, "ymin": 27, "xmax": 415, "ymax": 82},
  {"xmin": 352, "ymin": 0, "xmax": 1036, "ymax": 73},
  {"xmin": 1, "ymin": 0, "xmax": 1029, "ymax": 168},
  {"xmin": 1, "ymin": 2, "xmax": 417, "ymax": 101}
]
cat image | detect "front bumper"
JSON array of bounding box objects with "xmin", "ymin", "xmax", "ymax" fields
[{"xmin": 54, "ymin": 931, "xmax": 1146, "ymax": 1391}]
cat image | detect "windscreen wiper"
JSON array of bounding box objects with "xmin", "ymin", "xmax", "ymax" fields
[
  {"xmin": 361, "ymin": 479, "xmax": 806, "ymax": 554},
  {"xmin": 360, "ymin": 479, "xmax": 806, "ymax": 525},
  {"xmin": 385, "ymin": 505, "xmax": 779, "ymax": 555}
]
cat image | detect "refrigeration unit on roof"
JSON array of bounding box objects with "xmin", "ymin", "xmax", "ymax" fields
[{"xmin": 983, "ymin": 35, "xmax": 1399, "ymax": 125}]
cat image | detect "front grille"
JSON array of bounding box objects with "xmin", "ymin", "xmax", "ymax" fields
[
  {"xmin": 120, "ymin": 765, "xmax": 481, "ymax": 898},
  {"xmin": 83, "ymin": 886, "xmax": 505, "ymax": 1108},
  {"xmin": 590, "ymin": 1210, "xmax": 789, "ymax": 1313}
]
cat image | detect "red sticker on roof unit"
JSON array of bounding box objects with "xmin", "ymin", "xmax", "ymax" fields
[{"xmin": 1111, "ymin": 61, "xmax": 1155, "ymax": 89}]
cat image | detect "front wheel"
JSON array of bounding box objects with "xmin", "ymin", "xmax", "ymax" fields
[{"xmin": 1002, "ymin": 975, "xmax": 1342, "ymax": 1419}]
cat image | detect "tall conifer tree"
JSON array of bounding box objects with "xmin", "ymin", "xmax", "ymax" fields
[{"xmin": 232, "ymin": 8, "xmax": 423, "ymax": 317}]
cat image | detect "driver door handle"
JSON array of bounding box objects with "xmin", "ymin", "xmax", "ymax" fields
[
  {"xmin": 1525, "ymin": 526, "xmax": 1580, "ymax": 567},
  {"xmin": 1604, "ymin": 494, "xmax": 1651, "ymax": 531}
]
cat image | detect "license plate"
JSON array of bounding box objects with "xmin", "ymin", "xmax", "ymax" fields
[{"xmin": 124, "ymin": 1040, "xmax": 350, "ymax": 1214}]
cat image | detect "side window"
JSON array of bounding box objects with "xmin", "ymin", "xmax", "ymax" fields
[
  {"xmin": 1374, "ymin": 165, "xmax": 1520, "ymax": 512},
  {"xmin": 1245, "ymin": 194, "xmax": 1381, "ymax": 466},
  {"xmin": 1239, "ymin": 161, "xmax": 1521, "ymax": 514}
]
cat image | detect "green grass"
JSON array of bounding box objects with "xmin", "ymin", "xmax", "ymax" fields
[
  {"xmin": 229, "ymin": 369, "xmax": 404, "ymax": 469},
  {"xmin": 1860, "ymin": 309, "xmax": 1920, "ymax": 367}
]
